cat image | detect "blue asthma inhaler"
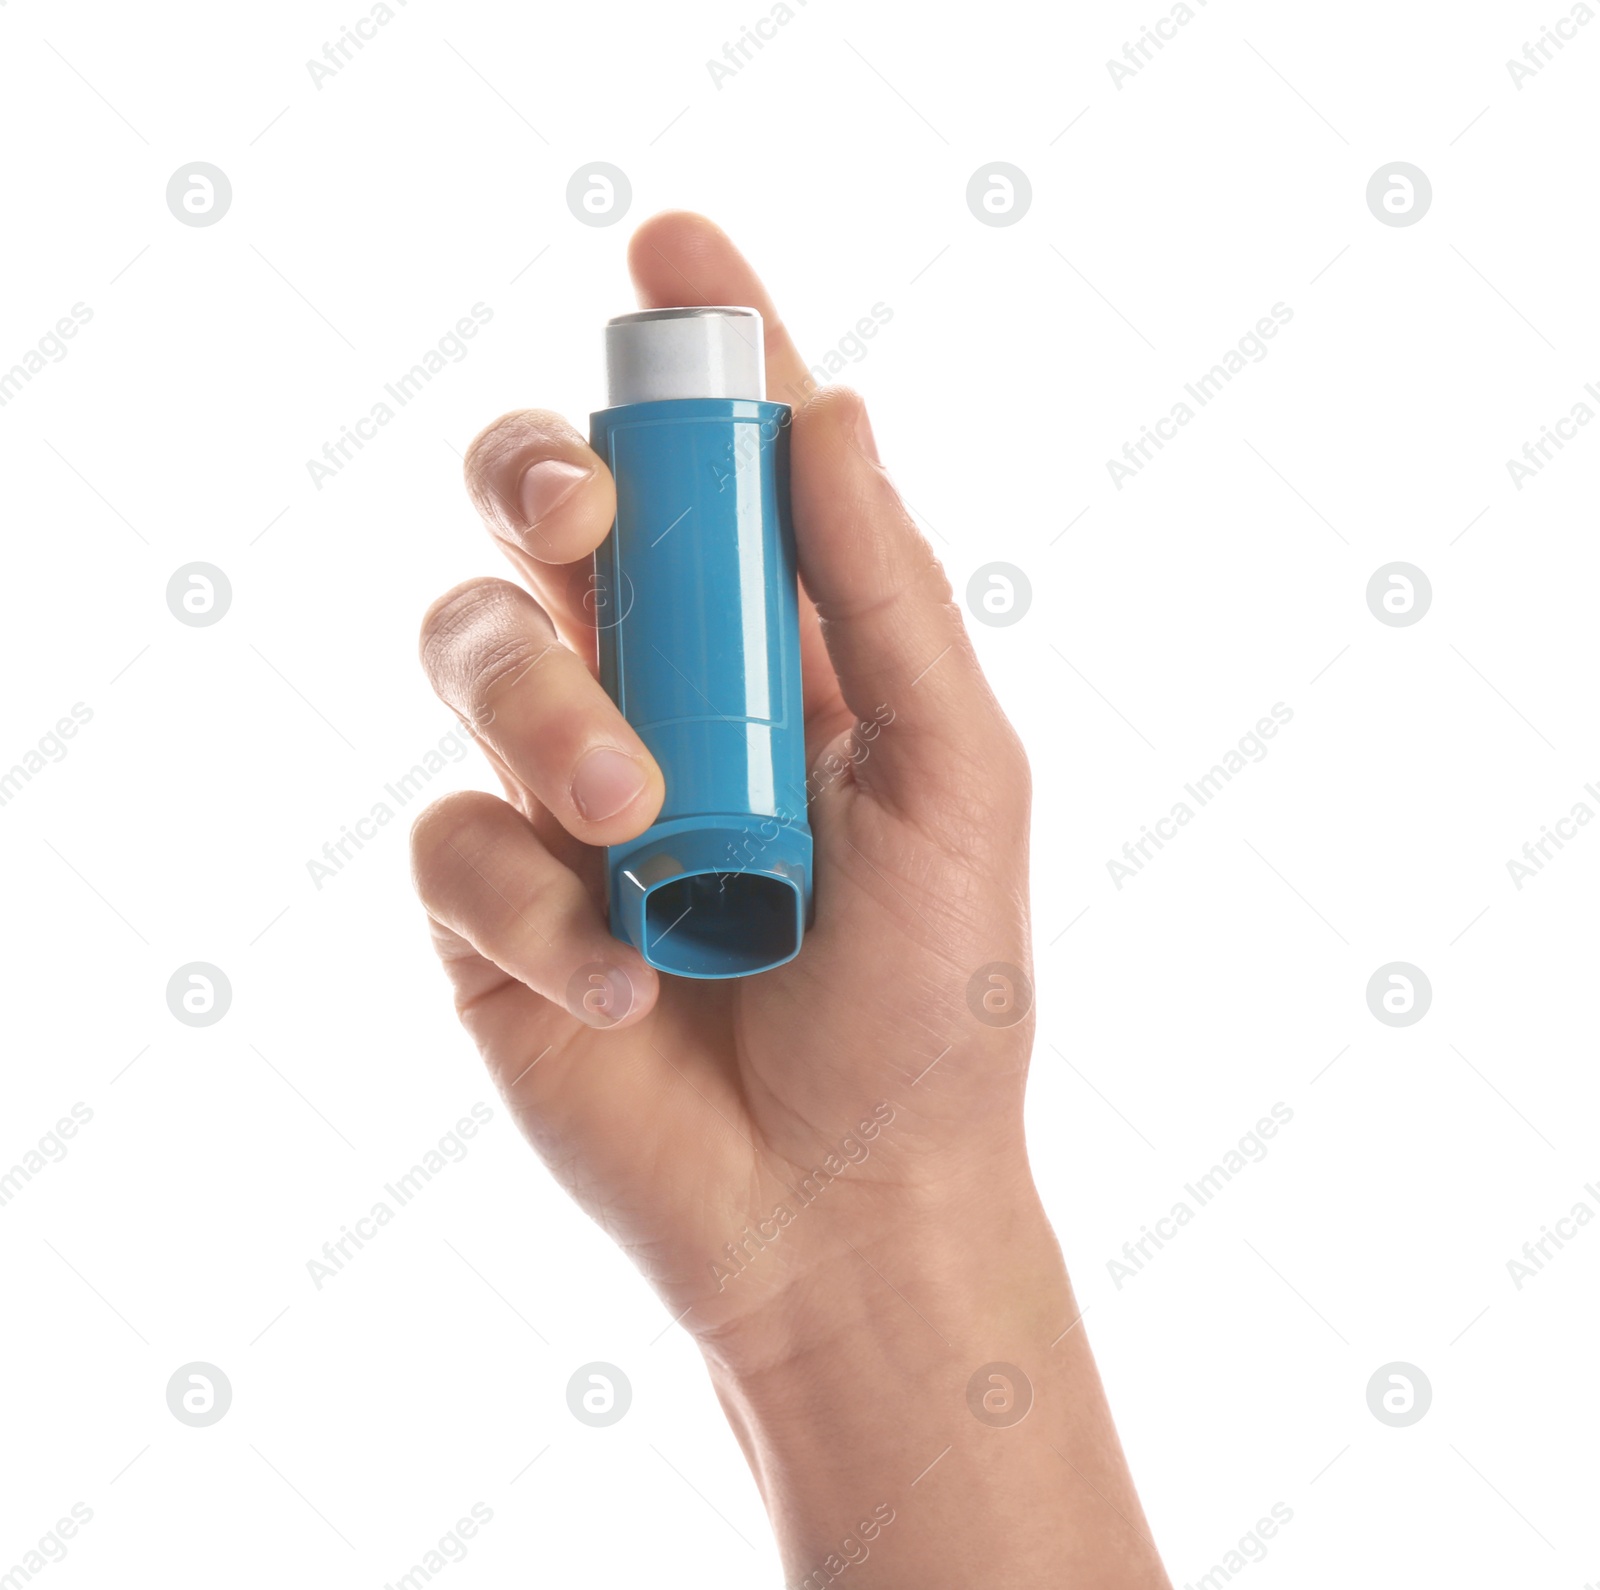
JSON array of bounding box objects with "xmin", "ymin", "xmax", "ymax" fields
[{"xmin": 589, "ymin": 306, "xmax": 813, "ymax": 979}]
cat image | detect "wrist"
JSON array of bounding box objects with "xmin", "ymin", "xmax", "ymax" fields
[
  {"xmin": 696, "ymin": 1176, "xmax": 1069, "ymax": 1389},
  {"xmin": 693, "ymin": 1182, "xmax": 1169, "ymax": 1589}
]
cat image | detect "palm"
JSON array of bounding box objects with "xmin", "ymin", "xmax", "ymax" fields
[{"xmin": 457, "ymin": 691, "xmax": 1025, "ymax": 1333}]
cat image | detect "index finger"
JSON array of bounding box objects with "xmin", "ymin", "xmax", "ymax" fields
[{"xmin": 626, "ymin": 212, "xmax": 816, "ymax": 408}]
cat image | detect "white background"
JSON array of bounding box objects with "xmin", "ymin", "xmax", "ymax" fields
[{"xmin": 2, "ymin": 1, "xmax": 1597, "ymax": 1586}]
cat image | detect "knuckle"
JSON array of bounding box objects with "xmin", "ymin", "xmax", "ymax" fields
[
  {"xmin": 978, "ymin": 714, "xmax": 1032, "ymax": 803},
  {"xmin": 798, "ymin": 383, "xmax": 859, "ymax": 426},
  {"xmin": 419, "ymin": 579, "xmax": 559, "ymax": 722},
  {"xmin": 463, "ymin": 407, "xmax": 573, "ymax": 471},
  {"xmin": 410, "ymin": 794, "xmax": 562, "ymax": 948},
  {"xmin": 463, "ymin": 409, "xmax": 587, "ymax": 507},
  {"xmin": 420, "ymin": 576, "xmax": 517, "ymax": 656},
  {"xmin": 936, "ymin": 681, "xmax": 1030, "ymax": 811},
  {"xmin": 409, "ymin": 790, "xmax": 501, "ymax": 872},
  {"xmin": 472, "ymin": 630, "xmax": 564, "ymax": 719}
]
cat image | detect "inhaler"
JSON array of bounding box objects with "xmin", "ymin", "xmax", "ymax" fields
[{"xmin": 589, "ymin": 307, "xmax": 812, "ymax": 979}]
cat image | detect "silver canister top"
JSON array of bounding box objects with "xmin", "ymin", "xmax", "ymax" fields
[{"xmin": 605, "ymin": 306, "xmax": 765, "ymax": 405}]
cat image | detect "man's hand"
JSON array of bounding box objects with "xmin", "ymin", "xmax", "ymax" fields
[{"xmin": 409, "ymin": 211, "xmax": 1169, "ymax": 1589}]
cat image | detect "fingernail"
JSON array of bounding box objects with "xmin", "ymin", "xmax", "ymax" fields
[
  {"xmin": 855, "ymin": 401, "xmax": 881, "ymax": 466},
  {"xmin": 571, "ymin": 746, "xmax": 648, "ymax": 821},
  {"xmin": 517, "ymin": 459, "xmax": 591, "ymax": 538}
]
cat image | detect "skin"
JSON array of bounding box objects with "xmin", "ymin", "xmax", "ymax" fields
[{"xmin": 409, "ymin": 211, "xmax": 1171, "ymax": 1589}]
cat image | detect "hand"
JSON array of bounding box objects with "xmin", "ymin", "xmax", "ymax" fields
[{"xmin": 410, "ymin": 211, "xmax": 1168, "ymax": 1589}]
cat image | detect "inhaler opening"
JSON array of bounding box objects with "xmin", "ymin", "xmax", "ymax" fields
[{"xmin": 643, "ymin": 870, "xmax": 799, "ymax": 977}]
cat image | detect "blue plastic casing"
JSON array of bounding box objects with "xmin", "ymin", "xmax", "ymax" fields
[{"xmin": 589, "ymin": 397, "xmax": 812, "ymax": 979}]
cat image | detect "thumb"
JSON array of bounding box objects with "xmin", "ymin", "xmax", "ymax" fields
[{"xmin": 788, "ymin": 387, "xmax": 1023, "ymax": 814}]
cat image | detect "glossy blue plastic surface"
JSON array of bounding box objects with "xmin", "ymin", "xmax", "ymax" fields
[{"xmin": 590, "ymin": 397, "xmax": 813, "ymax": 978}]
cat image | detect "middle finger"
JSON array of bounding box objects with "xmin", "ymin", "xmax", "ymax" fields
[{"xmin": 420, "ymin": 575, "xmax": 665, "ymax": 849}]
